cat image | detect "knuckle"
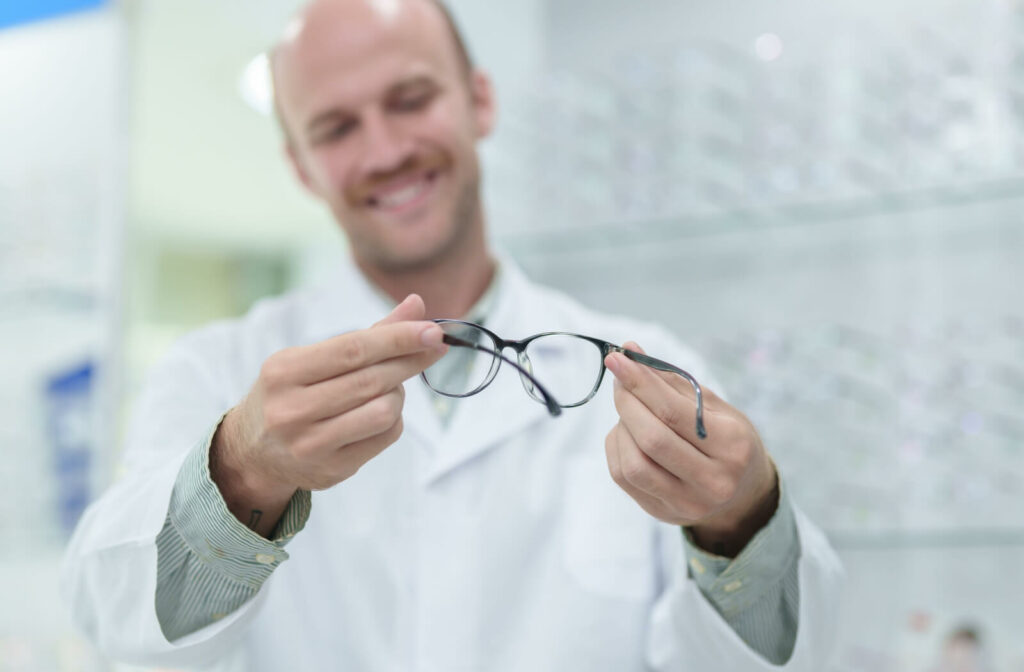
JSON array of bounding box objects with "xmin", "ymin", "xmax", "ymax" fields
[
  {"xmin": 329, "ymin": 463, "xmax": 360, "ymax": 485},
  {"xmin": 707, "ymin": 473, "xmax": 738, "ymax": 505},
  {"xmin": 637, "ymin": 425, "xmax": 669, "ymax": 458},
  {"xmin": 260, "ymin": 351, "xmax": 291, "ymax": 385},
  {"xmin": 262, "ymin": 400, "xmax": 295, "ymax": 430},
  {"xmin": 337, "ymin": 336, "xmax": 367, "ymax": 369},
  {"xmin": 604, "ymin": 435, "xmax": 624, "ymax": 484},
  {"xmin": 368, "ymin": 396, "xmax": 400, "ymax": 433},
  {"xmin": 384, "ymin": 416, "xmax": 404, "ymax": 443},
  {"xmin": 386, "ymin": 386, "xmax": 405, "ymax": 411},
  {"xmin": 658, "ymin": 401, "xmax": 684, "ymax": 431},
  {"xmin": 347, "ymin": 367, "xmax": 382, "ymax": 404},
  {"xmin": 729, "ymin": 440, "xmax": 754, "ymax": 469},
  {"xmin": 722, "ymin": 429, "xmax": 755, "ymax": 469},
  {"xmin": 621, "ymin": 456, "xmax": 651, "ymax": 489}
]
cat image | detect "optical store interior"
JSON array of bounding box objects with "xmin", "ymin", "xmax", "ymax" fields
[{"xmin": 3, "ymin": 0, "xmax": 1024, "ymax": 670}]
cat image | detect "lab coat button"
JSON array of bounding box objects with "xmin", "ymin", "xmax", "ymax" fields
[{"xmin": 255, "ymin": 553, "xmax": 276, "ymax": 565}]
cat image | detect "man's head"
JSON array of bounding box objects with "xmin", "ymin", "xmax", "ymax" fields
[{"xmin": 271, "ymin": 0, "xmax": 495, "ymax": 274}]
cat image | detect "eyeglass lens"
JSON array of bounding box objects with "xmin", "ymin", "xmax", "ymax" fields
[
  {"xmin": 518, "ymin": 334, "xmax": 605, "ymax": 406},
  {"xmin": 422, "ymin": 322, "xmax": 499, "ymax": 397},
  {"xmin": 423, "ymin": 323, "xmax": 606, "ymax": 405}
]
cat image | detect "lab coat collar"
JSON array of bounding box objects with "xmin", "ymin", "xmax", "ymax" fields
[{"xmin": 300, "ymin": 252, "xmax": 552, "ymax": 484}]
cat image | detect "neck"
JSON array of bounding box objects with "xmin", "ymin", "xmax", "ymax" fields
[{"xmin": 355, "ymin": 240, "xmax": 496, "ymax": 320}]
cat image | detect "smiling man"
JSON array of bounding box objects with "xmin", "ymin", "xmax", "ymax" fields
[{"xmin": 63, "ymin": 1, "xmax": 844, "ymax": 670}]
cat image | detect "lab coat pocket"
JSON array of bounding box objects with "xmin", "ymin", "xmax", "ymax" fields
[{"xmin": 561, "ymin": 456, "xmax": 656, "ymax": 601}]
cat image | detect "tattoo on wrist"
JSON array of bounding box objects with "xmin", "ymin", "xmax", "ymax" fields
[{"xmin": 247, "ymin": 510, "xmax": 263, "ymax": 530}]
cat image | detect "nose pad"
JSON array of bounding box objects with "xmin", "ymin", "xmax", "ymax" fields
[{"xmin": 517, "ymin": 350, "xmax": 543, "ymax": 403}]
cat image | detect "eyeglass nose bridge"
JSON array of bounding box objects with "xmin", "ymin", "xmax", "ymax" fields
[{"xmin": 514, "ymin": 348, "xmax": 543, "ymax": 402}]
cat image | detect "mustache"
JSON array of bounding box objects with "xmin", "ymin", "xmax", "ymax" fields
[{"xmin": 352, "ymin": 152, "xmax": 448, "ymax": 201}]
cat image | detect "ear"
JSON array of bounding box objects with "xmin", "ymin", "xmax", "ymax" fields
[
  {"xmin": 468, "ymin": 69, "xmax": 496, "ymax": 140},
  {"xmin": 285, "ymin": 142, "xmax": 318, "ymax": 196}
]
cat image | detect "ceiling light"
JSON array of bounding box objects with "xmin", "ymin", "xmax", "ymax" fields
[{"xmin": 239, "ymin": 52, "xmax": 273, "ymax": 117}]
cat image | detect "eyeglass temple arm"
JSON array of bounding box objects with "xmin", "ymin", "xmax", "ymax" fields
[
  {"xmin": 618, "ymin": 349, "xmax": 707, "ymax": 440},
  {"xmin": 441, "ymin": 334, "xmax": 563, "ymax": 417}
]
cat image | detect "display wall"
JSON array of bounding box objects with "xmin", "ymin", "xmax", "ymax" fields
[{"xmin": 0, "ymin": 5, "xmax": 124, "ymax": 671}]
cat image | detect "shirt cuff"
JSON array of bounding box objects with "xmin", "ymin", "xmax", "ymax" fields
[
  {"xmin": 681, "ymin": 474, "xmax": 800, "ymax": 619},
  {"xmin": 167, "ymin": 415, "xmax": 312, "ymax": 590}
]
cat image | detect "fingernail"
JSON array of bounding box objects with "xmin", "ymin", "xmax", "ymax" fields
[
  {"xmin": 605, "ymin": 353, "xmax": 621, "ymax": 375},
  {"xmin": 420, "ymin": 324, "xmax": 443, "ymax": 347}
]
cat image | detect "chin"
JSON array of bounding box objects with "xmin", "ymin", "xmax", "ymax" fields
[{"xmin": 363, "ymin": 237, "xmax": 460, "ymax": 274}]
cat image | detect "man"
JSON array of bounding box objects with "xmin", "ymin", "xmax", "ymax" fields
[{"xmin": 62, "ymin": 0, "xmax": 843, "ymax": 669}]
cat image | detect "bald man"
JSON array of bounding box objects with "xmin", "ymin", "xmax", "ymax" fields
[{"xmin": 62, "ymin": 1, "xmax": 844, "ymax": 669}]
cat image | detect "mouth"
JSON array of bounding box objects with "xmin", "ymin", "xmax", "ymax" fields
[{"xmin": 365, "ymin": 169, "xmax": 440, "ymax": 215}]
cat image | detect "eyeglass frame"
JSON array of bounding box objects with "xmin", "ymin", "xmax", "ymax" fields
[{"xmin": 421, "ymin": 319, "xmax": 707, "ymax": 439}]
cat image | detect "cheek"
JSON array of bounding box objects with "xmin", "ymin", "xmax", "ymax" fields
[{"xmin": 305, "ymin": 147, "xmax": 355, "ymax": 199}]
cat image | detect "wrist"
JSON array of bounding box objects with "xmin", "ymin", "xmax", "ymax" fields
[
  {"xmin": 211, "ymin": 407, "xmax": 295, "ymax": 509},
  {"xmin": 689, "ymin": 457, "xmax": 779, "ymax": 557}
]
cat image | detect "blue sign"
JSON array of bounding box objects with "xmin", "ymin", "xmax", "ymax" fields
[
  {"xmin": 0, "ymin": 0, "xmax": 108, "ymax": 31},
  {"xmin": 45, "ymin": 361, "xmax": 96, "ymax": 536}
]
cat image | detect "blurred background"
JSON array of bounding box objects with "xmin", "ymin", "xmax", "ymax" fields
[{"xmin": 1, "ymin": 0, "xmax": 1022, "ymax": 670}]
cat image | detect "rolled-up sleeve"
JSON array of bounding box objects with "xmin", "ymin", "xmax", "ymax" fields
[
  {"xmin": 155, "ymin": 417, "xmax": 311, "ymax": 641},
  {"xmin": 681, "ymin": 478, "xmax": 801, "ymax": 664}
]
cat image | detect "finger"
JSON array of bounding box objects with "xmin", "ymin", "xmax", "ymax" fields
[
  {"xmin": 626, "ymin": 341, "xmax": 727, "ymax": 410},
  {"xmin": 373, "ymin": 294, "xmax": 426, "ymax": 327},
  {"xmin": 304, "ymin": 415, "xmax": 405, "ymax": 490},
  {"xmin": 605, "ymin": 425, "xmax": 680, "ymax": 522},
  {"xmin": 606, "ymin": 346, "xmax": 710, "ymax": 450},
  {"xmin": 288, "ymin": 320, "xmax": 445, "ymax": 384},
  {"xmin": 612, "ymin": 377, "xmax": 712, "ymax": 478},
  {"xmin": 301, "ymin": 347, "xmax": 445, "ymax": 420},
  {"xmin": 298, "ymin": 387, "xmax": 405, "ymax": 454}
]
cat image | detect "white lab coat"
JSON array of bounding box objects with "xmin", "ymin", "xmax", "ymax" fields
[{"xmin": 62, "ymin": 256, "xmax": 844, "ymax": 671}]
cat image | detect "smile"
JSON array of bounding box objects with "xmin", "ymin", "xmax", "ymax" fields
[{"xmin": 367, "ymin": 170, "xmax": 439, "ymax": 214}]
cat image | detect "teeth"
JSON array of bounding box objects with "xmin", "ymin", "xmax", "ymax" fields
[{"xmin": 376, "ymin": 178, "xmax": 430, "ymax": 209}]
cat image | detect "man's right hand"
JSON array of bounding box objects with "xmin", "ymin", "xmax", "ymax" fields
[{"xmin": 210, "ymin": 294, "xmax": 447, "ymax": 537}]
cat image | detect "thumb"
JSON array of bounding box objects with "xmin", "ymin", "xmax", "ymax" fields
[
  {"xmin": 374, "ymin": 294, "xmax": 427, "ymax": 327},
  {"xmin": 623, "ymin": 341, "xmax": 646, "ymax": 355}
]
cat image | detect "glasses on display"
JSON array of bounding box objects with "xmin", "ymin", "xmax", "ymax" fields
[{"xmin": 421, "ymin": 319, "xmax": 707, "ymax": 439}]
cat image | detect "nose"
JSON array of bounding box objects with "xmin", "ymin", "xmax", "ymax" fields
[{"xmin": 357, "ymin": 110, "xmax": 413, "ymax": 177}]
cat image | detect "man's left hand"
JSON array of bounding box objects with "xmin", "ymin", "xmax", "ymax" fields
[{"xmin": 604, "ymin": 342, "xmax": 779, "ymax": 558}]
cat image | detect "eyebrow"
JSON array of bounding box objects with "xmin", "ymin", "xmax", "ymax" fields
[{"xmin": 304, "ymin": 75, "xmax": 441, "ymax": 137}]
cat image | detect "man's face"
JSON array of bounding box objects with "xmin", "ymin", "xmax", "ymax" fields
[{"xmin": 274, "ymin": 0, "xmax": 494, "ymax": 272}]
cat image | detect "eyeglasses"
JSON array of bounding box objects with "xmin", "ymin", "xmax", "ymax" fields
[{"xmin": 421, "ymin": 319, "xmax": 707, "ymax": 439}]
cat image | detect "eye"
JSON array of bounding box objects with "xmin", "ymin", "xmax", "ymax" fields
[
  {"xmin": 314, "ymin": 120, "xmax": 357, "ymax": 144},
  {"xmin": 392, "ymin": 89, "xmax": 434, "ymax": 112}
]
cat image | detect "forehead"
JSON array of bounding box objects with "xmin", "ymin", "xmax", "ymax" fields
[{"xmin": 274, "ymin": 0, "xmax": 461, "ymax": 122}]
